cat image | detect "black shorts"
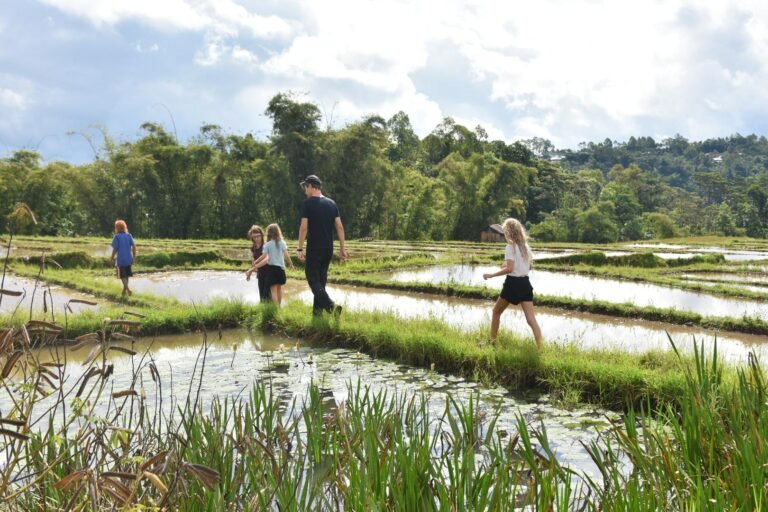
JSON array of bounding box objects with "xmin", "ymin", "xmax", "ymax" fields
[
  {"xmin": 117, "ymin": 265, "xmax": 133, "ymax": 278},
  {"xmin": 499, "ymin": 276, "xmax": 533, "ymax": 305},
  {"xmin": 265, "ymin": 265, "xmax": 287, "ymax": 287}
]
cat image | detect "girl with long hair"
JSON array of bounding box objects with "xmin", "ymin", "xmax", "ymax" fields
[
  {"xmin": 245, "ymin": 224, "xmax": 271, "ymax": 302},
  {"xmin": 482, "ymin": 218, "xmax": 542, "ymax": 348},
  {"xmin": 247, "ymin": 223, "xmax": 294, "ymax": 304}
]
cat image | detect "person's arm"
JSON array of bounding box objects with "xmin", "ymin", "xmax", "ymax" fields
[
  {"xmin": 297, "ymin": 218, "xmax": 308, "ymax": 262},
  {"xmin": 483, "ymin": 259, "xmax": 514, "ymax": 280},
  {"xmin": 283, "ymin": 244, "xmax": 295, "ymax": 269},
  {"xmin": 131, "ymin": 243, "xmax": 136, "ymax": 262},
  {"xmin": 251, "ymin": 253, "xmax": 268, "ymax": 270},
  {"xmin": 110, "ymin": 236, "xmax": 117, "ymax": 265},
  {"xmin": 335, "ymin": 217, "xmax": 347, "ymax": 262}
]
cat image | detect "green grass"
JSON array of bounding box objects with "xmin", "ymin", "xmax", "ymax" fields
[{"xmin": 3, "ymin": 317, "xmax": 765, "ymax": 510}]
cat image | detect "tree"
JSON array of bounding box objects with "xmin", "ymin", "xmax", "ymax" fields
[
  {"xmin": 386, "ymin": 111, "xmax": 420, "ymax": 164},
  {"xmin": 265, "ymin": 93, "xmax": 322, "ymax": 201},
  {"xmin": 642, "ymin": 212, "xmax": 678, "ymax": 239},
  {"xmin": 576, "ymin": 205, "xmax": 619, "ymax": 243}
]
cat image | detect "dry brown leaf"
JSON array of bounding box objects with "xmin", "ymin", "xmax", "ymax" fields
[{"xmin": 54, "ymin": 469, "xmax": 87, "ymax": 490}]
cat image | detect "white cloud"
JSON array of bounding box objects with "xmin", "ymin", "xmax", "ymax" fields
[
  {"xmin": 232, "ymin": 45, "xmax": 259, "ymax": 66},
  {"xmin": 40, "ymin": 0, "xmax": 209, "ymax": 30},
  {"xmin": 195, "ymin": 33, "xmax": 229, "ymax": 66},
  {"xmin": 134, "ymin": 41, "xmax": 159, "ymax": 53},
  {"xmin": 39, "ymin": 0, "xmax": 292, "ymax": 37},
  {"xmin": 10, "ymin": 0, "xmax": 768, "ymax": 160},
  {"xmin": 0, "ymin": 88, "xmax": 27, "ymax": 110}
]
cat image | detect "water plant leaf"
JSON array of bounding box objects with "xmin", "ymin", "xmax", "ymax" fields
[
  {"xmin": 109, "ymin": 333, "xmax": 135, "ymax": 343},
  {"xmin": 2, "ymin": 351, "xmax": 23, "ymax": 378},
  {"xmin": 140, "ymin": 450, "xmax": 170, "ymax": 472},
  {"xmin": 101, "ymin": 471, "xmax": 137, "ymax": 480},
  {"xmin": 112, "ymin": 389, "xmax": 138, "ymax": 399},
  {"xmin": 0, "ymin": 428, "xmax": 29, "ymax": 441},
  {"xmin": 83, "ymin": 344, "xmax": 104, "ymax": 366},
  {"xmin": 142, "ymin": 471, "xmax": 168, "ymax": 494},
  {"xmin": 0, "ymin": 329, "xmax": 14, "ymax": 352},
  {"xmin": 0, "ymin": 288, "xmax": 23, "ymax": 297},
  {"xmin": 183, "ymin": 463, "xmax": 220, "ymax": 490},
  {"xmin": 0, "ymin": 418, "xmax": 26, "ymax": 428},
  {"xmin": 26, "ymin": 320, "xmax": 64, "ymax": 332},
  {"xmin": 108, "ymin": 345, "xmax": 137, "ymax": 355},
  {"xmin": 102, "ymin": 482, "xmax": 131, "ymax": 505},
  {"xmin": 20, "ymin": 325, "xmax": 31, "ymax": 346},
  {"xmin": 123, "ymin": 311, "xmax": 146, "ymax": 318},
  {"xmin": 76, "ymin": 367, "xmax": 102, "ymax": 397},
  {"xmin": 67, "ymin": 299, "xmax": 98, "ymax": 306},
  {"xmin": 54, "ymin": 469, "xmax": 87, "ymax": 490}
]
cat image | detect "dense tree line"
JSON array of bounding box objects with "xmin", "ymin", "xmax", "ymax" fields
[{"xmin": 2, "ymin": 93, "xmax": 767, "ymax": 241}]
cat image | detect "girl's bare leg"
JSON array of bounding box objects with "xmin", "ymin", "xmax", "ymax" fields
[
  {"xmin": 271, "ymin": 284, "xmax": 282, "ymax": 304},
  {"xmin": 490, "ymin": 298, "xmax": 510, "ymax": 342},
  {"xmin": 520, "ymin": 301, "xmax": 543, "ymax": 348}
]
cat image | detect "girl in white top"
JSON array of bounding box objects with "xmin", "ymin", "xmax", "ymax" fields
[
  {"xmin": 482, "ymin": 218, "xmax": 542, "ymax": 348},
  {"xmin": 248, "ymin": 223, "xmax": 294, "ymax": 304}
]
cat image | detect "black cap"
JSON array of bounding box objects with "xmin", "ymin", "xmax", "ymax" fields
[{"xmin": 300, "ymin": 174, "xmax": 322, "ymax": 187}]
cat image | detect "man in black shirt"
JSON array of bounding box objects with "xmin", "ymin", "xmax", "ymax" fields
[{"xmin": 296, "ymin": 174, "xmax": 348, "ymax": 315}]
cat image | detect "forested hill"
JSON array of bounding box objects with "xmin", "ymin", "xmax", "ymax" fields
[{"xmin": 1, "ymin": 93, "xmax": 767, "ymax": 242}]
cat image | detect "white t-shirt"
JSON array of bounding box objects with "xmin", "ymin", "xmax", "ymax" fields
[{"xmin": 504, "ymin": 243, "xmax": 531, "ymax": 276}]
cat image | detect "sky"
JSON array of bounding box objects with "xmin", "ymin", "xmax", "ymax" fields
[{"xmin": 2, "ymin": 0, "xmax": 768, "ymax": 164}]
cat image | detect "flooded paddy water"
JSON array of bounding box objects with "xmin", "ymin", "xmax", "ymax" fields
[
  {"xmin": 625, "ymin": 243, "xmax": 768, "ymax": 262},
  {"xmin": 387, "ymin": 265, "xmax": 768, "ymax": 318},
  {"xmin": 130, "ymin": 270, "xmax": 767, "ymax": 362},
  {"xmin": 18, "ymin": 330, "xmax": 620, "ymax": 479},
  {"xmin": 0, "ymin": 274, "xmax": 102, "ymax": 316}
]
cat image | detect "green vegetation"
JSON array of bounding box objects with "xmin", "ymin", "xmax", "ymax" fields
[
  {"xmin": 3, "ymin": 95, "xmax": 768, "ymax": 243},
  {"xmin": 1, "ymin": 306, "xmax": 766, "ymax": 509}
]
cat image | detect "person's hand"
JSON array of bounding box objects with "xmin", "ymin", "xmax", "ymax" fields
[
  {"xmin": 245, "ymin": 270, "xmax": 252, "ymax": 281},
  {"xmin": 482, "ymin": 273, "xmax": 491, "ymax": 280},
  {"xmin": 339, "ymin": 249, "xmax": 348, "ymax": 263},
  {"xmin": 297, "ymin": 251, "xmax": 306, "ymax": 262}
]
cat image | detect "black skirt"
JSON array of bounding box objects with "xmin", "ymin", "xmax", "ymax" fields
[
  {"xmin": 499, "ymin": 275, "xmax": 533, "ymax": 305},
  {"xmin": 265, "ymin": 265, "xmax": 287, "ymax": 287}
]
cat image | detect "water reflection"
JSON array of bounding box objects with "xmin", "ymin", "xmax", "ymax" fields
[
  {"xmin": 625, "ymin": 243, "xmax": 768, "ymax": 262},
  {"xmin": 679, "ymin": 273, "xmax": 768, "ymax": 284},
  {"xmin": 388, "ymin": 265, "xmax": 768, "ymax": 319},
  {"xmin": 26, "ymin": 330, "xmax": 619, "ymax": 478},
  {"xmin": 130, "ymin": 270, "xmax": 306, "ymax": 305},
  {"xmin": 0, "ymin": 274, "xmax": 102, "ymax": 317}
]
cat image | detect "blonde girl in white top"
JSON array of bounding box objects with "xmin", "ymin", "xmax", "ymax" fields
[{"xmin": 482, "ymin": 218, "xmax": 543, "ymax": 348}]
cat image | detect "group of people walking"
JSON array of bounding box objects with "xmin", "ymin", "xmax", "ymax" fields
[
  {"xmin": 110, "ymin": 174, "xmax": 542, "ymax": 347},
  {"xmin": 246, "ymin": 174, "xmax": 346, "ymax": 314}
]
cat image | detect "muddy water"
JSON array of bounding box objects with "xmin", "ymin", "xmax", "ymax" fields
[
  {"xmin": 24, "ymin": 330, "xmax": 620, "ymax": 478},
  {"xmin": 388, "ymin": 265, "xmax": 768, "ymax": 319},
  {"xmin": 124, "ymin": 271, "xmax": 767, "ymax": 361},
  {"xmin": 0, "ymin": 274, "xmax": 102, "ymax": 317}
]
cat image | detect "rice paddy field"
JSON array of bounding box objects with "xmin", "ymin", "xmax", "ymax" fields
[{"xmin": 1, "ymin": 235, "xmax": 767, "ymax": 509}]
